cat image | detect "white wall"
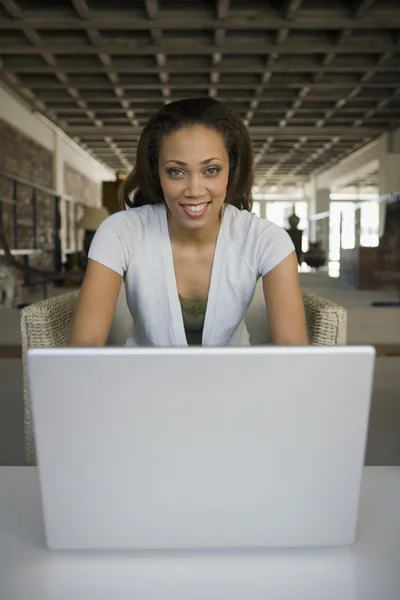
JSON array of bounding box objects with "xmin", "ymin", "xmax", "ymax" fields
[
  {"xmin": 0, "ymin": 85, "xmax": 54, "ymax": 152},
  {"xmin": 378, "ymin": 152, "xmax": 400, "ymax": 196},
  {"xmin": 377, "ymin": 133, "xmax": 400, "ymax": 196},
  {"xmin": 311, "ymin": 140, "xmax": 382, "ymax": 193},
  {"xmin": 389, "ymin": 127, "xmax": 400, "ymax": 153},
  {"xmin": 305, "ymin": 126, "xmax": 400, "ymax": 195},
  {"xmin": 0, "ymin": 84, "xmax": 115, "ymax": 194}
]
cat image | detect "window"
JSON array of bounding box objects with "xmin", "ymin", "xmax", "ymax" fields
[
  {"xmin": 266, "ymin": 202, "xmax": 286, "ymax": 227},
  {"xmin": 265, "ymin": 202, "xmax": 308, "ymax": 250},
  {"xmin": 251, "ymin": 201, "xmax": 261, "ymax": 217},
  {"xmin": 329, "ymin": 202, "xmax": 355, "ymax": 262},
  {"xmin": 329, "ymin": 200, "xmax": 379, "ymax": 261},
  {"xmin": 265, "ymin": 202, "xmax": 307, "ymax": 226},
  {"xmin": 360, "ymin": 201, "xmax": 379, "ymax": 247},
  {"xmin": 293, "ymin": 202, "xmax": 309, "ymax": 252}
]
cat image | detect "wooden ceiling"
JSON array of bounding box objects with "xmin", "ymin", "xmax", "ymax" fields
[{"xmin": 1, "ymin": 0, "xmax": 400, "ymax": 188}]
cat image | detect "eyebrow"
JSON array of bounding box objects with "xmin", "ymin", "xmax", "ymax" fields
[{"xmin": 164, "ymin": 157, "xmax": 222, "ymax": 166}]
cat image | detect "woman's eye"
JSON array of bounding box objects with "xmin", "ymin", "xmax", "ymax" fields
[
  {"xmin": 168, "ymin": 169, "xmax": 183, "ymax": 177},
  {"xmin": 205, "ymin": 167, "xmax": 220, "ymax": 176}
]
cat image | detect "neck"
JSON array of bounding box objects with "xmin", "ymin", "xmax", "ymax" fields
[{"xmin": 167, "ymin": 208, "xmax": 223, "ymax": 248}]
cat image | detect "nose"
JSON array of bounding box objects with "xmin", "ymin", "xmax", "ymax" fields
[{"xmin": 185, "ymin": 174, "xmax": 206, "ymax": 199}]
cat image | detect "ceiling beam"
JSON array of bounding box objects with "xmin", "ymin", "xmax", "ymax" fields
[
  {"xmin": 276, "ymin": 29, "xmax": 289, "ymax": 44},
  {"xmin": 39, "ymin": 94, "xmax": 393, "ymax": 103},
  {"xmin": 217, "ymin": 0, "xmax": 230, "ymax": 20},
  {"xmin": 314, "ymin": 52, "xmax": 393, "ymax": 128},
  {"xmin": 71, "ymin": 0, "xmax": 90, "ymax": 19},
  {"xmin": 284, "ymin": 0, "xmax": 304, "ymax": 20},
  {"xmin": 63, "ymin": 126, "xmax": 383, "ymax": 137},
  {"xmin": 350, "ymin": 86, "xmax": 400, "ymax": 128},
  {"xmin": 0, "ymin": 15, "xmax": 400, "ymax": 30},
  {"xmin": 70, "ymin": 117, "xmax": 383, "ymax": 124},
  {"xmin": 0, "ymin": 0, "xmax": 68, "ymax": 129},
  {"xmin": 278, "ymin": 137, "xmax": 341, "ymax": 184},
  {"xmin": 144, "ymin": 0, "xmax": 159, "ymax": 20},
  {"xmin": 86, "ymin": 29, "xmax": 140, "ymax": 126},
  {"xmin": 213, "ymin": 0, "xmax": 229, "ymax": 97},
  {"xmin": 143, "ymin": 1, "xmax": 169, "ymax": 100},
  {"xmin": 0, "ymin": 62, "xmax": 62, "ymax": 126},
  {"xmin": 50, "ymin": 107, "xmax": 400, "ymax": 115},
  {"xmin": 258, "ymin": 135, "xmax": 309, "ymax": 186},
  {"xmin": 353, "ymin": 0, "xmax": 376, "ymax": 20},
  {"xmin": 20, "ymin": 82, "xmax": 400, "ymax": 90},
  {"xmin": 10, "ymin": 64, "xmax": 400, "ymax": 74},
  {"xmin": 1, "ymin": 0, "xmax": 389, "ymax": 181},
  {"xmin": 0, "ymin": 0, "xmax": 22, "ymax": 18},
  {"xmin": 0, "ymin": 43, "xmax": 397, "ymax": 55},
  {"xmin": 278, "ymin": 86, "xmax": 309, "ymax": 128}
]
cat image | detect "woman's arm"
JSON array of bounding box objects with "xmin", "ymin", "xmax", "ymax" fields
[
  {"xmin": 69, "ymin": 259, "xmax": 122, "ymax": 347},
  {"xmin": 262, "ymin": 251, "xmax": 309, "ymax": 345}
]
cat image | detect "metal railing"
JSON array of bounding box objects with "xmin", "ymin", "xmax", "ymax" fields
[{"xmin": 0, "ymin": 170, "xmax": 87, "ymax": 272}]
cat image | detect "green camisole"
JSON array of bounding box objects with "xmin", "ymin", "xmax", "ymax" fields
[{"xmin": 178, "ymin": 295, "xmax": 207, "ymax": 346}]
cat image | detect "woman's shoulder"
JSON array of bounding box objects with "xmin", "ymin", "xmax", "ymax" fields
[
  {"xmin": 88, "ymin": 204, "xmax": 164, "ymax": 274},
  {"xmin": 104, "ymin": 203, "xmax": 161, "ymax": 223},
  {"xmin": 98, "ymin": 204, "xmax": 162, "ymax": 236},
  {"xmin": 225, "ymin": 204, "xmax": 294, "ymax": 275},
  {"xmin": 226, "ymin": 204, "xmax": 289, "ymax": 242}
]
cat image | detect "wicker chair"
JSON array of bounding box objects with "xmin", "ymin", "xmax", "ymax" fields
[{"xmin": 21, "ymin": 288, "xmax": 347, "ymax": 466}]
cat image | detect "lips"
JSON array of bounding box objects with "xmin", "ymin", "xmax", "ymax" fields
[{"xmin": 180, "ymin": 202, "xmax": 211, "ymax": 218}]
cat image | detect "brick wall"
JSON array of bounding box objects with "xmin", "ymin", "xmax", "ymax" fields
[
  {"xmin": 64, "ymin": 163, "xmax": 101, "ymax": 207},
  {"xmin": 63, "ymin": 163, "xmax": 101, "ymax": 255},
  {"xmin": 0, "ymin": 119, "xmax": 54, "ymax": 268},
  {"xmin": 0, "ymin": 122, "xmax": 102, "ymax": 270}
]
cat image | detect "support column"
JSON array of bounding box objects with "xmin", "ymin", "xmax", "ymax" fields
[
  {"xmin": 259, "ymin": 201, "xmax": 266, "ymax": 219},
  {"xmin": 309, "ymin": 182, "xmax": 330, "ymax": 257},
  {"xmin": 354, "ymin": 207, "xmax": 361, "ymax": 247},
  {"xmin": 52, "ymin": 132, "xmax": 66, "ymax": 264},
  {"xmin": 52, "ymin": 131, "xmax": 64, "ymax": 195},
  {"xmin": 378, "ymin": 151, "xmax": 400, "ymax": 236}
]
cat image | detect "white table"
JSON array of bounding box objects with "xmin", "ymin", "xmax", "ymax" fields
[{"xmin": 0, "ymin": 467, "xmax": 399, "ymax": 600}]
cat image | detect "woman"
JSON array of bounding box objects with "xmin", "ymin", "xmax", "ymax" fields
[{"xmin": 69, "ymin": 97, "xmax": 308, "ymax": 347}]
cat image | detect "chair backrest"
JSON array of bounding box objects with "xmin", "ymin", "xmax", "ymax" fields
[
  {"xmin": 21, "ymin": 291, "xmax": 79, "ymax": 466},
  {"xmin": 21, "ymin": 286, "xmax": 347, "ymax": 465},
  {"xmin": 107, "ymin": 282, "xmax": 348, "ymax": 347}
]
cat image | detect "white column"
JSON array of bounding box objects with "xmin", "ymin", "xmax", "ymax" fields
[
  {"xmin": 315, "ymin": 188, "xmax": 330, "ymax": 212},
  {"xmin": 378, "ymin": 150, "xmax": 400, "ymax": 236},
  {"xmin": 378, "ymin": 154, "xmax": 400, "ymax": 195},
  {"xmin": 316, "ymin": 188, "xmax": 330, "ymax": 258},
  {"xmin": 309, "ymin": 181, "xmax": 330, "ymax": 256},
  {"xmin": 259, "ymin": 201, "xmax": 266, "ymax": 219},
  {"xmin": 354, "ymin": 207, "xmax": 361, "ymax": 247},
  {"xmin": 52, "ymin": 131, "xmax": 64, "ymax": 194}
]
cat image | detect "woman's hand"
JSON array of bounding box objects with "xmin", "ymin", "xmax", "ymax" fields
[
  {"xmin": 262, "ymin": 251, "xmax": 309, "ymax": 345},
  {"xmin": 69, "ymin": 259, "xmax": 122, "ymax": 347}
]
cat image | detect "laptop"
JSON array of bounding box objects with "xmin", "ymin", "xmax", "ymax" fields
[{"xmin": 27, "ymin": 346, "xmax": 375, "ymax": 551}]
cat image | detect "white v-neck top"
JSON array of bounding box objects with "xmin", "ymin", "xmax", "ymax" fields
[{"xmin": 88, "ymin": 203, "xmax": 294, "ymax": 347}]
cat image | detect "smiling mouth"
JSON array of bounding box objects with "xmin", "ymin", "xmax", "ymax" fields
[{"xmin": 180, "ymin": 202, "xmax": 211, "ymax": 218}]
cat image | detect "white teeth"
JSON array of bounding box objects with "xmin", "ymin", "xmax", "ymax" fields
[{"xmin": 184, "ymin": 203, "xmax": 207, "ymax": 212}]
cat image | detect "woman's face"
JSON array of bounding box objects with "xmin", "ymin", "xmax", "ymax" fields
[{"xmin": 158, "ymin": 125, "xmax": 229, "ymax": 232}]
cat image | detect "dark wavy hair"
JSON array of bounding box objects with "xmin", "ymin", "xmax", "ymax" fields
[{"xmin": 119, "ymin": 97, "xmax": 254, "ymax": 211}]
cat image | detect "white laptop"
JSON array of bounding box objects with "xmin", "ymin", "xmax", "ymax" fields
[{"xmin": 27, "ymin": 346, "xmax": 375, "ymax": 551}]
